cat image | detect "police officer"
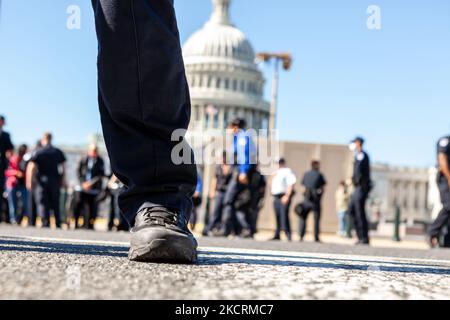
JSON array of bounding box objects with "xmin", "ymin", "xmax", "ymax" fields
[
  {"xmin": 26, "ymin": 133, "xmax": 66, "ymax": 228},
  {"xmin": 428, "ymin": 134, "xmax": 450, "ymax": 248},
  {"xmin": 221, "ymin": 118, "xmax": 256, "ymax": 238},
  {"xmin": 348, "ymin": 136, "xmax": 372, "ymax": 245},
  {"xmin": 0, "ymin": 115, "xmax": 14, "ymax": 223},
  {"xmin": 297, "ymin": 160, "xmax": 326, "ymax": 242}
]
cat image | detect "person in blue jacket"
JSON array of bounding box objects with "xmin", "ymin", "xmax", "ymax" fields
[{"xmin": 221, "ymin": 118, "xmax": 256, "ymax": 238}]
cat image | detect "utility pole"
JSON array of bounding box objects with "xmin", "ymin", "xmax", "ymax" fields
[
  {"xmin": 269, "ymin": 59, "xmax": 280, "ymax": 133},
  {"xmin": 256, "ymin": 52, "xmax": 293, "ymax": 132}
]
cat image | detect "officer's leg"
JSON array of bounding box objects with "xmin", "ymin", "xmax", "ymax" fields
[
  {"xmin": 35, "ymin": 187, "xmax": 48, "ymax": 227},
  {"xmin": 236, "ymin": 209, "xmax": 251, "ymax": 235},
  {"xmin": 85, "ymin": 194, "xmax": 93, "ymax": 228},
  {"xmin": 43, "ymin": 206, "xmax": 51, "ymax": 227},
  {"xmin": 89, "ymin": 194, "xmax": 98, "ymax": 229},
  {"xmin": 299, "ymin": 210, "xmax": 309, "ymax": 240},
  {"xmin": 313, "ymin": 202, "xmax": 321, "ymax": 241},
  {"xmin": 222, "ymin": 178, "xmax": 242, "ymax": 236},
  {"xmin": 248, "ymin": 205, "xmax": 258, "ymax": 236},
  {"xmin": 428, "ymin": 180, "xmax": 450, "ymax": 238},
  {"xmin": 348, "ymin": 192, "xmax": 362, "ymax": 241},
  {"xmin": 429, "ymin": 208, "xmax": 450, "ymax": 238},
  {"xmin": 279, "ymin": 201, "xmax": 289, "ymax": 240},
  {"xmin": 246, "ymin": 209, "xmax": 254, "ymax": 235},
  {"xmin": 298, "ymin": 202, "xmax": 310, "ymax": 240},
  {"xmin": 51, "ymin": 186, "xmax": 62, "ymax": 228},
  {"xmin": 216, "ymin": 192, "xmax": 226, "ymax": 230},
  {"xmin": 88, "ymin": 194, "xmax": 97, "ymax": 228},
  {"xmin": 92, "ymin": 0, "xmax": 196, "ymax": 224},
  {"xmin": 80, "ymin": 193, "xmax": 91, "ymax": 229},
  {"xmin": 273, "ymin": 197, "xmax": 282, "ymax": 239},
  {"xmin": 29, "ymin": 186, "xmax": 38, "ymax": 227},
  {"xmin": 285, "ymin": 200, "xmax": 292, "ymax": 240},
  {"xmin": 73, "ymin": 192, "xmax": 82, "ymax": 228},
  {"xmin": 355, "ymin": 188, "xmax": 369, "ymax": 243},
  {"xmin": 234, "ymin": 203, "xmax": 251, "ymax": 235},
  {"xmin": 108, "ymin": 194, "xmax": 115, "ymax": 231},
  {"xmin": 360, "ymin": 192, "xmax": 370, "ymax": 243},
  {"xmin": 222, "ymin": 205, "xmax": 236, "ymax": 236},
  {"xmin": 207, "ymin": 192, "xmax": 223, "ymax": 232}
]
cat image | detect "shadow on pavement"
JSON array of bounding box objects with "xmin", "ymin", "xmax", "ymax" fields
[
  {"xmin": 0, "ymin": 237, "xmax": 128, "ymax": 258},
  {"xmin": 1, "ymin": 237, "xmax": 449, "ymax": 276}
]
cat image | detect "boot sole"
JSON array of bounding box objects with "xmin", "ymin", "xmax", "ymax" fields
[{"xmin": 129, "ymin": 229, "xmax": 198, "ymax": 264}]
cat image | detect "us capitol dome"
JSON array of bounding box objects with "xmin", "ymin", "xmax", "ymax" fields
[{"xmin": 183, "ymin": 0, "xmax": 270, "ymax": 132}]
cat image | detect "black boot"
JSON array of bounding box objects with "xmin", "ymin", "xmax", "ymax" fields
[{"xmin": 129, "ymin": 207, "xmax": 198, "ymax": 264}]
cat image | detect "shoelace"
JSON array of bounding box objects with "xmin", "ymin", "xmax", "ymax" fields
[{"xmin": 141, "ymin": 207, "xmax": 179, "ymax": 227}]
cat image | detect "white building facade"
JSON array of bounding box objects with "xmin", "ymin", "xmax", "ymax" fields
[{"xmin": 370, "ymin": 164, "xmax": 435, "ymax": 225}]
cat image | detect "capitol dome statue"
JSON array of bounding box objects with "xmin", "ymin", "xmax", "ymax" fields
[{"xmin": 183, "ymin": 0, "xmax": 270, "ymax": 132}]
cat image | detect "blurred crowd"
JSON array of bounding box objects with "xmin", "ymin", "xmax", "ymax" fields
[
  {"xmin": 0, "ymin": 115, "xmax": 126, "ymax": 231},
  {"xmin": 0, "ymin": 114, "xmax": 362, "ymax": 243}
]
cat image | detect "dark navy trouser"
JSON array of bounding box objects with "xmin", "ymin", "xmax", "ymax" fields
[
  {"xmin": 428, "ymin": 176, "xmax": 450, "ymax": 238},
  {"xmin": 348, "ymin": 186, "xmax": 370, "ymax": 243},
  {"xmin": 34, "ymin": 182, "xmax": 61, "ymax": 228},
  {"xmin": 297, "ymin": 198, "xmax": 320, "ymax": 241},
  {"xmin": 207, "ymin": 191, "xmax": 226, "ymax": 232},
  {"xmin": 92, "ymin": 0, "xmax": 197, "ymax": 223},
  {"xmin": 273, "ymin": 195, "xmax": 291, "ymax": 239},
  {"xmin": 222, "ymin": 177, "xmax": 251, "ymax": 236}
]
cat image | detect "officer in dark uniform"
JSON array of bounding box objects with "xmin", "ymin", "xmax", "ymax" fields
[
  {"xmin": 348, "ymin": 136, "xmax": 372, "ymax": 245},
  {"xmin": 0, "ymin": 115, "xmax": 14, "ymax": 223},
  {"xmin": 26, "ymin": 133, "xmax": 66, "ymax": 228},
  {"xmin": 428, "ymin": 134, "xmax": 450, "ymax": 248},
  {"xmin": 74, "ymin": 144, "xmax": 105, "ymax": 229},
  {"xmin": 297, "ymin": 160, "xmax": 327, "ymax": 242}
]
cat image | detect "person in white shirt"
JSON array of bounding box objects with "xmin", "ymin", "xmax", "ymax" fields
[{"xmin": 270, "ymin": 158, "xmax": 297, "ymax": 241}]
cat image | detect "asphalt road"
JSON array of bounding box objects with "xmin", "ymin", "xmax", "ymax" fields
[{"xmin": 0, "ymin": 225, "xmax": 449, "ymax": 300}]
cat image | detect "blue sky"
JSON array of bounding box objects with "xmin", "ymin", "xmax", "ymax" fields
[{"xmin": 1, "ymin": 0, "xmax": 449, "ymax": 167}]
